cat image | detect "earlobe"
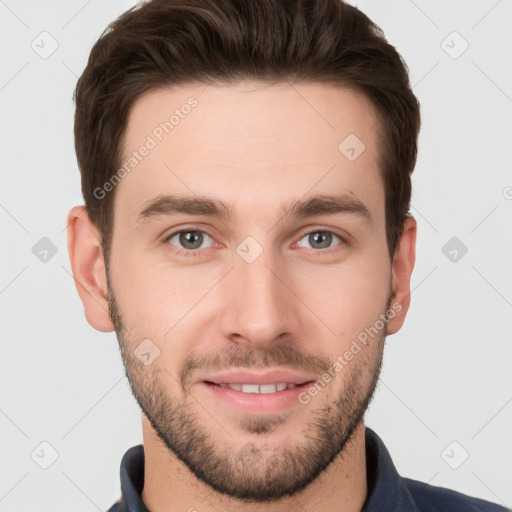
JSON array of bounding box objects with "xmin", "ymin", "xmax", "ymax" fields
[
  {"xmin": 386, "ymin": 215, "xmax": 417, "ymax": 336},
  {"xmin": 66, "ymin": 206, "xmax": 115, "ymax": 333}
]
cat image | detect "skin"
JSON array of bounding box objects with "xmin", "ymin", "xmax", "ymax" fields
[{"xmin": 67, "ymin": 81, "xmax": 416, "ymax": 512}]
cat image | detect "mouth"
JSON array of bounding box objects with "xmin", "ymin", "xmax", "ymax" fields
[
  {"xmin": 204, "ymin": 381, "xmax": 313, "ymax": 394},
  {"xmin": 200, "ymin": 380, "xmax": 314, "ymax": 414}
]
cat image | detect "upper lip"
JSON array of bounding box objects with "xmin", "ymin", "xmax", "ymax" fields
[{"xmin": 198, "ymin": 369, "xmax": 316, "ymax": 386}]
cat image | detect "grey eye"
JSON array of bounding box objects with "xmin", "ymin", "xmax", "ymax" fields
[
  {"xmin": 167, "ymin": 230, "xmax": 214, "ymax": 251},
  {"xmin": 298, "ymin": 231, "xmax": 342, "ymax": 249}
]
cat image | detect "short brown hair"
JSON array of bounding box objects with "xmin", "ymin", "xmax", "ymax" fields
[{"xmin": 74, "ymin": 0, "xmax": 420, "ymax": 262}]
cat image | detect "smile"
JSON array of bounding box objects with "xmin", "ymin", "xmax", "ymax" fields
[{"xmin": 209, "ymin": 382, "xmax": 301, "ymax": 393}]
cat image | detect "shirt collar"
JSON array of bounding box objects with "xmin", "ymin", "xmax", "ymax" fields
[
  {"xmin": 361, "ymin": 426, "xmax": 420, "ymax": 511},
  {"xmin": 110, "ymin": 426, "xmax": 419, "ymax": 512}
]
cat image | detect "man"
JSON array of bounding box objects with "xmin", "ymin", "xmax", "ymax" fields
[{"xmin": 66, "ymin": 0, "xmax": 509, "ymax": 511}]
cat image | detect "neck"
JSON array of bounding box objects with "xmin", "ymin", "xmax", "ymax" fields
[{"xmin": 140, "ymin": 416, "xmax": 368, "ymax": 512}]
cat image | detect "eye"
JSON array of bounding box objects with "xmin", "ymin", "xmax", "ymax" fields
[
  {"xmin": 165, "ymin": 229, "xmax": 215, "ymax": 254},
  {"xmin": 296, "ymin": 230, "xmax": 344, "ymax": 251}
]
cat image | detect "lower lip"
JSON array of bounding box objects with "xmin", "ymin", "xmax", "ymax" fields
[{"xmin": 199, "ymin": 382, "xmax": 312, "ymax": 414}]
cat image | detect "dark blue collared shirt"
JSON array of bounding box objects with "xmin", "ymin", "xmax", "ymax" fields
[{"xmin": 107, "ymin": 426, "xmax": 510, "ymax": 511}]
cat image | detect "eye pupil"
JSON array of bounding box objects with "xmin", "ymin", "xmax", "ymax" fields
[
  {"xmin": 310, "ymin": 231, "xmax": 332, "ymax": 249},
  {"xmin": 180, "ymin": 231, "xmax": 203, "ymax": 249}
]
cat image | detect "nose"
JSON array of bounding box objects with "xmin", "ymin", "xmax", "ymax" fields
[{"xmin": 218, "ymin": 248, "xmax": 301, "ymax": 349}]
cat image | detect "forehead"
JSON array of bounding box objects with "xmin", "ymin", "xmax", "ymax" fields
[{"xmin": 117, "ymin": 81, "xmax": 384, "ymax": 226}]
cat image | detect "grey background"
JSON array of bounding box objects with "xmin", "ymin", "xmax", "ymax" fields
[{"xmin": 1, "ymin": 0, "xmax": 511, "ymax": 510}]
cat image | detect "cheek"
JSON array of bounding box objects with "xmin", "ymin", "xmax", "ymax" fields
[
  {"xmin": 111, "ymin": 232, "xmax": 391, "ymax": 356},
  {"xmin": 295, "ymin": 252, "xmax": 391, "ymax": 338},
  {"xmin": 112, "ymin": 250, "xmax": 220, "ymax": 340}
]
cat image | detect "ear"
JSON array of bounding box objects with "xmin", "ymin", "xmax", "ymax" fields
[
  {"xmin": 386, "ymin": 214, "xmax": 417, "ymax": 335},
  {"xmin": 66, "ymin": 206, "xmax": 115, "ymax": 332}
]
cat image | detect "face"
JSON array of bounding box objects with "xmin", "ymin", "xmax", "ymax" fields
[{"xmin": 103, "ymin": 81, "xmax": 399, "ymax": 501}]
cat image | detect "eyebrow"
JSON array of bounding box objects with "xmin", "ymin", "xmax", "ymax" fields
[{"xmin": 135, "ymin": 193, "xmax": 372, "ymax": 226}]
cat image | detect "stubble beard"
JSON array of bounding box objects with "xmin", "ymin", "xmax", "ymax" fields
[{"xmin": 106, "ymin": 279, "xmax": 388, "ymax": 502}]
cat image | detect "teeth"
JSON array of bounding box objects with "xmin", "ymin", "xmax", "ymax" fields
[
  {"xmin": 259, "ymin": 384, "xmax": 277, "ymax": 394},
  {"xmin": 242, "ymin": 384, "xmax": 260, "ymax": 393},
  {"xmin": 217, "ymin": 382, "xmax": 297, "ymax": 393}
]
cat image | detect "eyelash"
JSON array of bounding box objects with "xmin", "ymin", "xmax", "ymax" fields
[{"xmin": 163, "ymin": 227, "xmax": 348, "ymax": 258}]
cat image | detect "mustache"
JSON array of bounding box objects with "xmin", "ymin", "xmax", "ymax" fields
[{"xmin": 180, "ymin": 342, "xmax": 333, "ymax": 389}]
